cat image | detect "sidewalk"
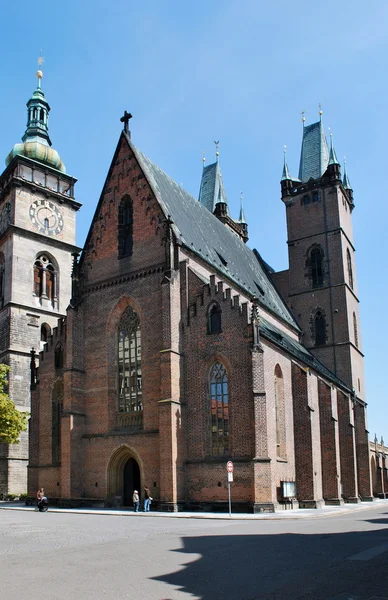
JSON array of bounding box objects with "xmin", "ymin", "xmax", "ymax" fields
[{"xmin": 1, "ymin": 498, "xmax": 387, "ymax": 520}]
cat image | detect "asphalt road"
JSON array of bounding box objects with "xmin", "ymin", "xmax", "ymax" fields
[{"xmin": 1, "ymin": 505, "xmax": 387, "ymax": 600}]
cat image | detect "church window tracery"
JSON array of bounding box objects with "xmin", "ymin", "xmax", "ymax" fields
[
  {"xmin": 347, "ymin": 249, "xmax": 354, "ymax": 289},
  {"xmin": 118, "ymin": 307, "xmax": 142, "ymax": 413},
  {"xmin": 118, "ymin": 195, "xmax": 133, "ymax": 258},
  {"xmin": 33, "ymin": 254, "xmax": 58, "ymax": 308},
  {"xmin": 209, "ymin": 362, "xmax": 229, "ymax": 455},
  {"xmin": 207, "ymin": 302, "xmax": 222, "ymax": 334}
]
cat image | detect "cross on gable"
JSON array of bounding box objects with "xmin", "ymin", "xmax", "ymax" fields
[{"xmin": 120, "ymin": 110, "xmax": 133, "ymax": 132}]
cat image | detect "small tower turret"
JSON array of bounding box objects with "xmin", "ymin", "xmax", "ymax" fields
[
  {"xmin": 6, "ymin": 59, "xmax": 65, "ymax": 172},
  {"xmin": 326, "ymin": 132, "xmax": 341, "ymax": 180},
  {"xmin": 342, "ymin": 158, "xmax": 354, "ymax": 205}
]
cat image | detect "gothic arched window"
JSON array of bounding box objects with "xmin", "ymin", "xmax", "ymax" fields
[
  {"xmin": 40, "ymin": 323, "xmax": 51, "ymax": 349},
  {"xmin": 118, "ymin": 195, "xmax": 133, "ymax": 258},
  {"xmin": 118, "ymin": 307, "xmax": 142, "ymax": 413},
  {"xmin": 33, "ymin": 254, "xmax": 58, "ymax": 308},
  {"xmin": 310, "ymin": 247, "xmax": 324, "ymax": 287},
  {"xmin": 210, "ymin": 362, "xmax": 229, "ymax": 456},
  {"xmin": 314, "ymin": 310, "xmax": 326, "ymax": 346},
  {"xmin": 347, "ymin": 249, "xmax": 354, "ymax": 289},
  {"xmin": 207, "ymin": 303, "xmax": 222, "ymax": 334},
  {"xmin": 353, "ymin": 312, "xmax": 359, "ymax": 347},
  {"xmin": 52, "ymin": 380, "xmax": 63, "ymax": 464},
  {"xmin": 274, "ymin": 364, "xmax": 286, "ymax": 458}
]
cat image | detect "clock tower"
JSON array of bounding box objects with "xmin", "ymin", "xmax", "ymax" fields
[{"xmin": 0, "ymin": 65, "xmax": 81, "ymax": 495}]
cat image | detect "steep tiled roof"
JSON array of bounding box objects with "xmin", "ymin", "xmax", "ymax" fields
[
  {"xmin": 129, "ymin": 137, "xmax": 298, "ymax": 329},
  {"xmin": 260, "ymin": 317, "xmax": 351, "ymax": 392},
  {"xmin": 298, "ymin": 121, "xmax": 329, "ymax": 182}
]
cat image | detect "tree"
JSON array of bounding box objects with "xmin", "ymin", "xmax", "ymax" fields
[{"xmin": 0, "ymin": 365, "xmax": 28, "ymax": 444}]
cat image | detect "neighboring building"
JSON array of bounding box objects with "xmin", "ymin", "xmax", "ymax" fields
[
  {"xmin": 0, "ymin": 69, "xmax": 80, "ymax": 495},
  {"xmin": 26, "ymin": 99, "xmax": 373, "ymax": 512},
  {"xmin": 370, "ymin": 437, "xmax": 388, "ymax": 498}
]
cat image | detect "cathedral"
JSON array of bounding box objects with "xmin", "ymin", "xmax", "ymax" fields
[{"xmin": 1, "ymin": 70, "xmax": 373, "ymax": 511}]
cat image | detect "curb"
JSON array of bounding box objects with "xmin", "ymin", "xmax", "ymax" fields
[{"xmin": 0, "ymin": 499, "xmax": 386, "ymax": 521}]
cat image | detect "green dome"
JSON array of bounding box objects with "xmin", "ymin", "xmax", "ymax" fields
[{"xmin": 6, "ymin": 141, "xmax": 66, "ymax": 173}]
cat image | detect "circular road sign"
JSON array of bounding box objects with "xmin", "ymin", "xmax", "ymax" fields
[{"xmin": 227, "ymin": 461, "xmax": 234, "ymax": 473}]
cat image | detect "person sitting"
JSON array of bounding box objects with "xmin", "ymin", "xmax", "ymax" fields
[{"xmin": 36, "ymin": 487, "xmax": 48, "ymax": 511}]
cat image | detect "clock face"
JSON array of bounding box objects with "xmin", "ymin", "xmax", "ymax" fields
[{"xmin": 29, "ymin": 200, "xmax": 64, "ymax": 235}]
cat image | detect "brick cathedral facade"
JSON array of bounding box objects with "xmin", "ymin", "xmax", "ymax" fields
[{"xmin": 1, "ymin": 76, "xmax": 373, "ymax": 510}]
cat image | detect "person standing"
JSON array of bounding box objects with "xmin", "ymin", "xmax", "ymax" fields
[
  {"xmin": 143, "ymin": 486, "xmax": 152, "ymax": 512},
  {"xmin": 132, "ymin": 490, "xmax": 139, "ymax": 512}
]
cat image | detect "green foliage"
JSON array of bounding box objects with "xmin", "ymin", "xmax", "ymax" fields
[{"xmin": 0, "ymin": 364, "xmax": 28, "ymax": 444}]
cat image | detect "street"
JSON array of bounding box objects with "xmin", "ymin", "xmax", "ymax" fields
[{"xmin": 0, "ymin": 504, "xmax": 387, "ymax": 599}]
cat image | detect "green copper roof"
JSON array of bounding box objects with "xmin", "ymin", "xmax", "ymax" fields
[
  {"xmin": 198, "ymin": 160, "xmax": 229, "ymax": 214},
  {"xmin": 281, "ymin": 159, "xmax": 292, "ymax": 181},
  {"xmin": 328, "ymin": 137, "xmax": 340, "ymax": 166},
  {"xmin": 5, "ymin": 83, "xmax": 66, "ymax": 173},
  {"xmin": 298, "ymin": 121, "xmax": 329, "ymax": 181},
  {"xmin": 342, "ymin": 162, "xmax": 352, "ymax": 190},
  {"xmin": 238, "ymin": 199, "xmax": 247, "ymax": 224}
]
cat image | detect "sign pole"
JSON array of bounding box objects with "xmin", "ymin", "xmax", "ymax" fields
[{"xmin": 226, "ymin": 461, "xmax": 234, "ymax": 517}]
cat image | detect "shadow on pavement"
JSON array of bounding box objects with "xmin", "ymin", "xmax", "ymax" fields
[{"xmin": 152, "ymin": 527, "xmax": 388, "ymax": 600}]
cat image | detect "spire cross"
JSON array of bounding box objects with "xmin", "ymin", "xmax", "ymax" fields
[{"xmin": 120, "ymin": 110, "xmax": 133, "ymax": 132}]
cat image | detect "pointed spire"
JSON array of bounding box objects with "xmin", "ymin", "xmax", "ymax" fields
[
  {"xmin": 281, "ymin": 145, "xmax": 292, "ymax": 181},
  {"xmin": 238, "ymin": 192, "xmax": 247, "ymax": 224},
  {"xmin": 198, "ymin": 142, "xmax": 228, "ymax": 214},
  {"xmin": 342, "ymin": 157, "xmax": 353, "ymax": 190},
  {"xmin": 298, "ymin": 113, "xmax": 329, "ymax": 182},
  {"xmin": 328, "ymin": 130, "xmax": 340, "ymax": 166}
]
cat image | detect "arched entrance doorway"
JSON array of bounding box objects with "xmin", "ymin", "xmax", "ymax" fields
[
  {"xmin": 123, "ymin": 458, "xmax": 141, "ymax": 506},
  {"xmin": 107, "ymin": 445, "xmax": 142, "ymax": 507}
]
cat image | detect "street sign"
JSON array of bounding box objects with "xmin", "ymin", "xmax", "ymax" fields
[
  {"xmin": 227, "ymin": 461, "xmax": 234, "ymax": 473},
  {"xmin": 228, "ymin": 471, "xmax": 233, "ymax": 482}
]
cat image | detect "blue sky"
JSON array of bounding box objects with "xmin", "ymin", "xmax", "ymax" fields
[{"xmin": 1, "ymin": 0, "xmax": 387, "ymax": 440}]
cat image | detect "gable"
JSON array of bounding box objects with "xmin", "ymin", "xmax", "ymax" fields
[{"xmin": 80, "ymin": 135, "xmax": 166, "ymax": 283}]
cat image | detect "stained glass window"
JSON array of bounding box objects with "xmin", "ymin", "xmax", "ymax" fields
[
  {"xmin": 210, "ymin": 362, "xmax": 229, "ymax": 455},
  {"xmin": 118, "ymin": 307, "xmax": 142, "ymax": 413}
]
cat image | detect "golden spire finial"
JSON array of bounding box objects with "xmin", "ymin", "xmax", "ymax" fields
[
  {"xmin": 37, "ymin": 52, "xmax": 44, "ymax": 88},
  {"xmin": 301, "ymin": 110, "xmax": 306, "ymax": 125},
  {"xmin": 319, "ymin": 103, "xmax": 323, "ymax": 119},
  {"xmin": 214, "ymin": 140, "xmax": 220, "ymax": 160},
  {"xmin": 202, "ymin": 150, "xmax": 206, "ymax": 167}
]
